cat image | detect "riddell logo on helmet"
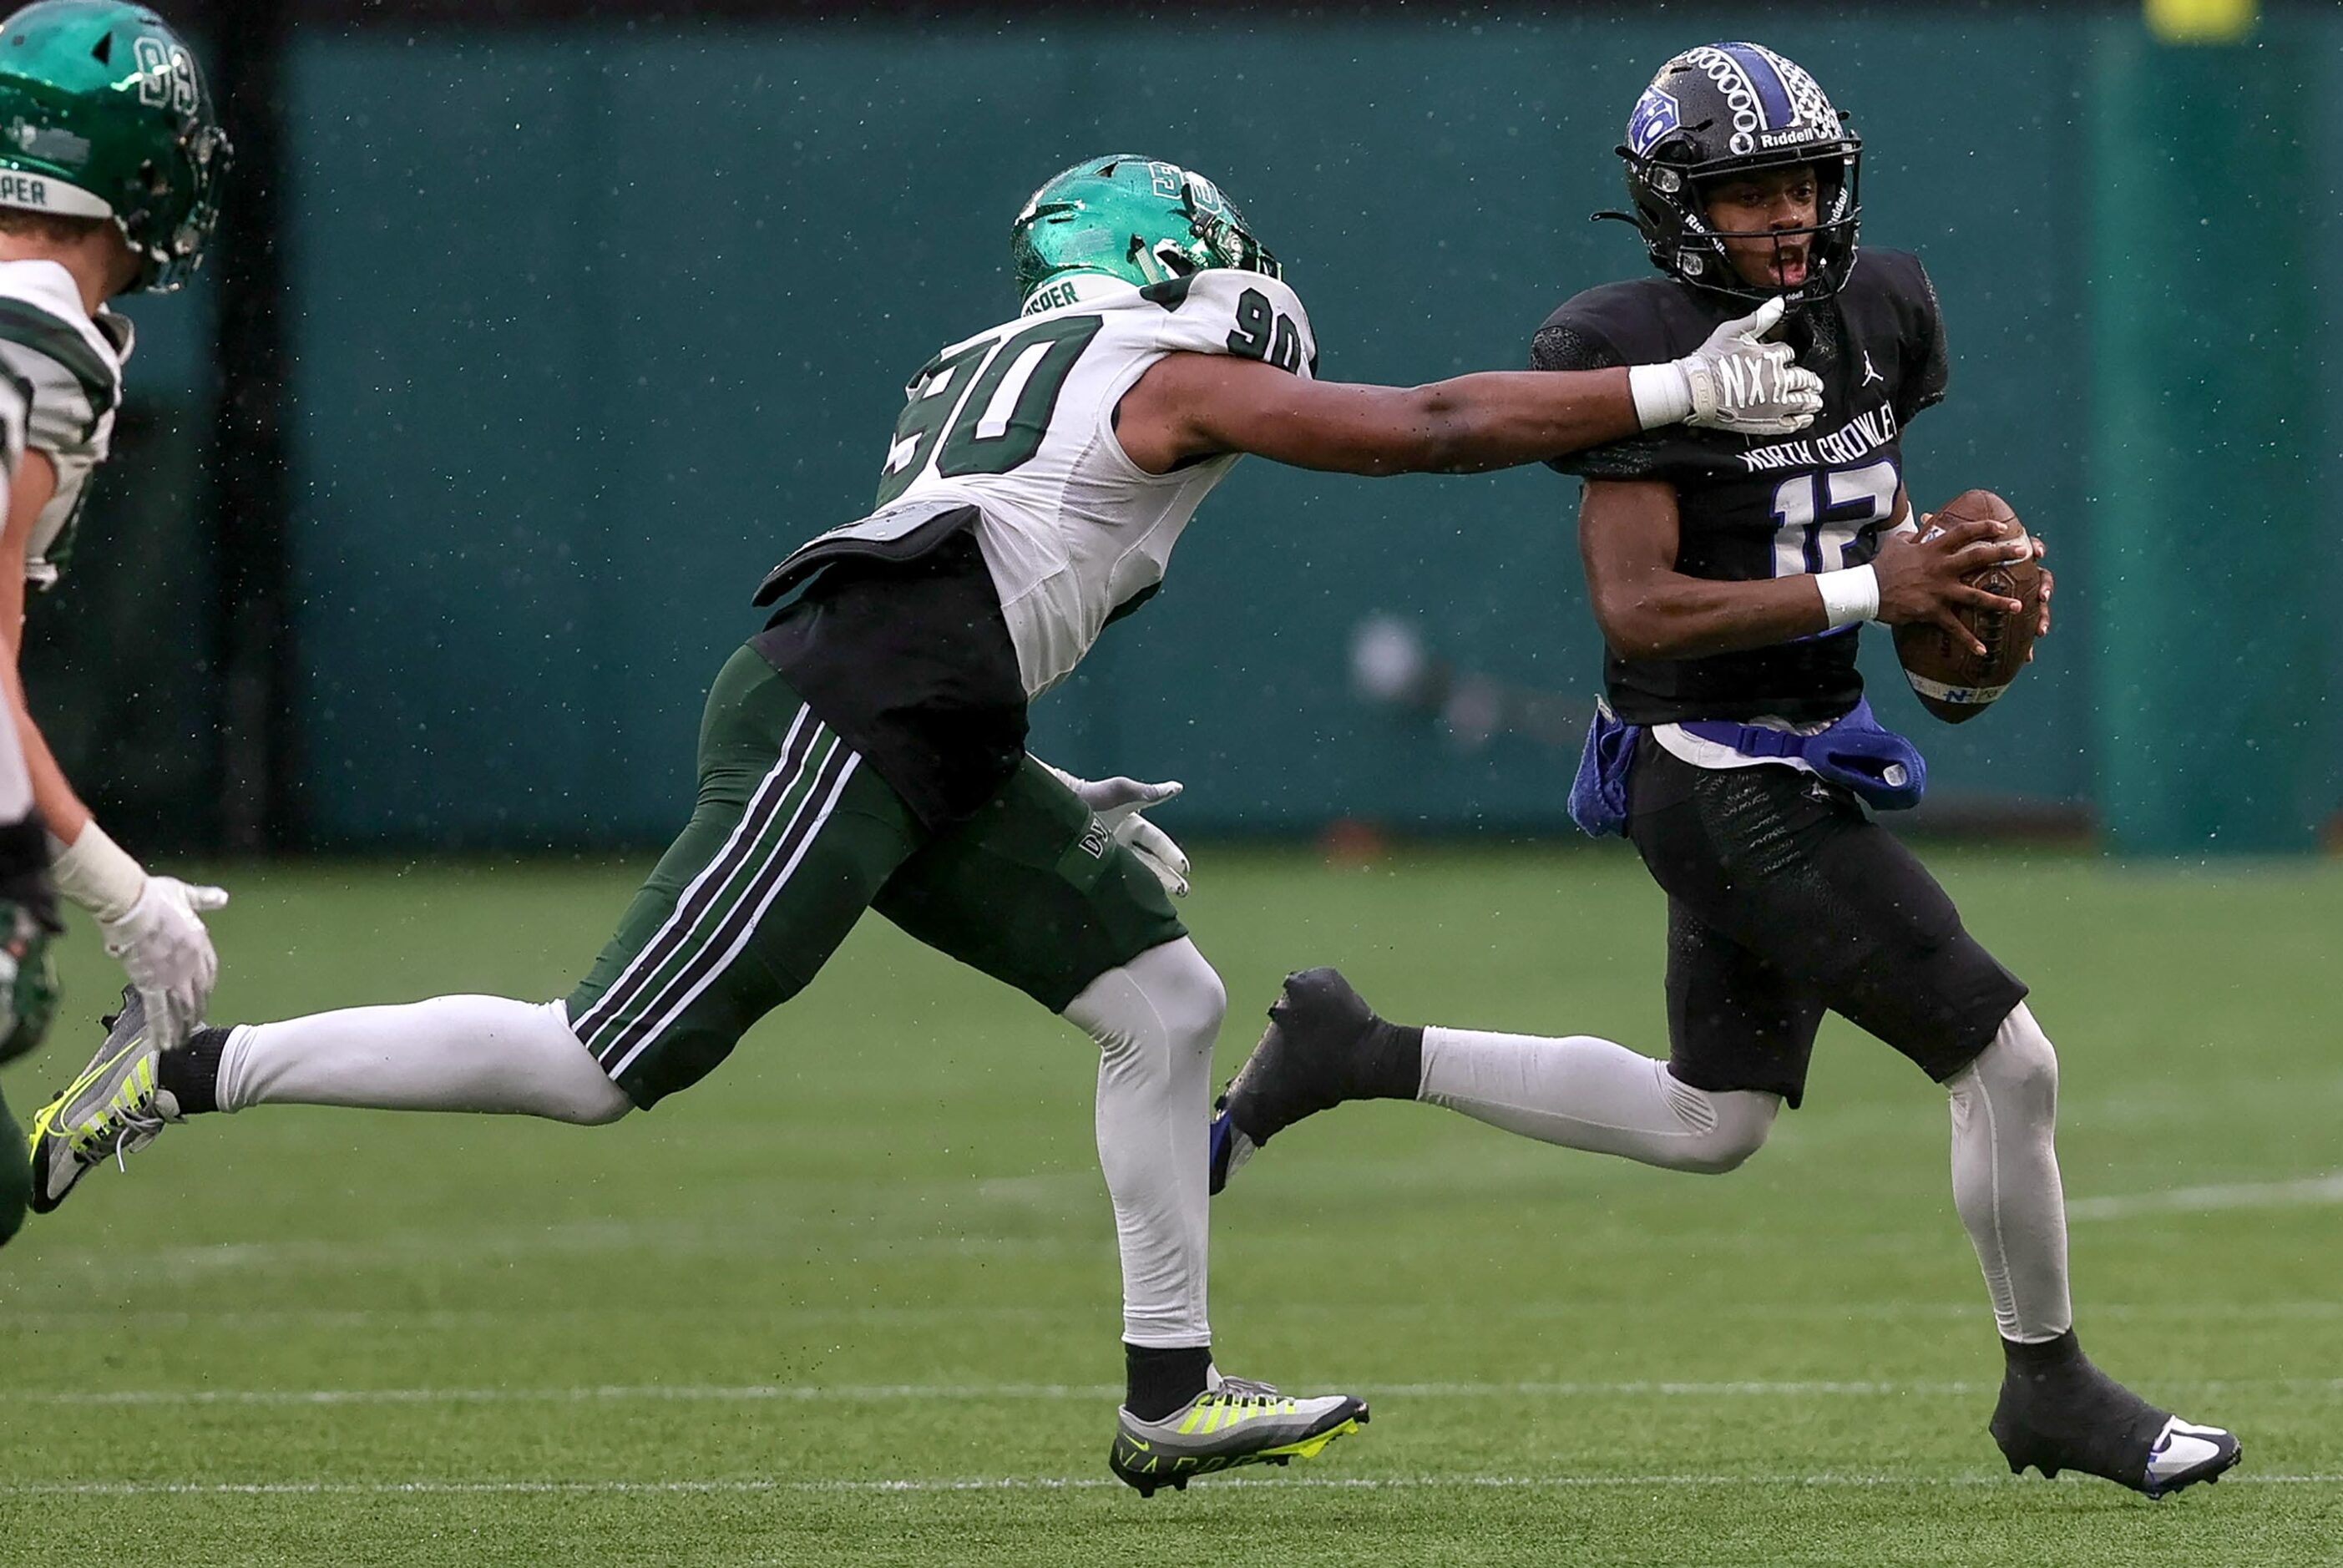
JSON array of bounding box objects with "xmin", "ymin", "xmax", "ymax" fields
[
  {"xmin": 0, "ymin": 173, "xmax": 49, "ymax": 207},
  {"xmin": 1758, "ymin": 127, "xmax": 1825, "ymax": 149}
]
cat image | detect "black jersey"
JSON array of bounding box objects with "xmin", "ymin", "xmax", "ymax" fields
[{"xmin": 1531, "ymin": 249, "xmax": 1948, "ymax": 726}]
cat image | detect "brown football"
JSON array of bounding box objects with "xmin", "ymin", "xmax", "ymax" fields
[{"xmin": 1891, "ymin": 489, "xmax": 2041, "ymax": 725}]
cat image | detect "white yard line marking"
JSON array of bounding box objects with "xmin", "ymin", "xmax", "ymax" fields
[
  {"xmin": 2067, "ymin": 1172, "xmax": 2343, "ymax": 1221},
  {"xmin": 7, "ymin": 1377, "xmax": 2338, "ymax": 1408},
  {"xmin": 15, "ymin": 1297, "xmax": 2343, "ymax": 1330},
  {"xmin": 0, "ymin": 1472, "xmax": 2334, "ymax": 1499}
]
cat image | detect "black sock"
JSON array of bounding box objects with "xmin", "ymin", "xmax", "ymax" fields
[
  {"xmin": 1124, "ymin": 1343, "xmax": 1212, "ymax": 1421},
  {"xmin": 159, "ymin": 1026, "xmax": 230, "ymax": 1116},
  {"xmin": 1359, "ymin": 1021, "xmax": 1425, "ymax": 1100},
  {"xmin": 2001, "ymin": 1329, "xmax": 2082, "ymax": 1372}
]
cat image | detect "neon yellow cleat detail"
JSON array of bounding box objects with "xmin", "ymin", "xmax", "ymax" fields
[
  {"xmin": 1109, "ymin": 1372, "xmax": 1369, "ymax": 1497},
  {"xmin": 27, "ymin": 989, "xmax": 178, "ymax": 1215}
]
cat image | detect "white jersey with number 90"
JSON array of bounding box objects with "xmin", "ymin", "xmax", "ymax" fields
[{"xmin": 851, "ymin": 267, "xmax": 1316, "ymax": 696}]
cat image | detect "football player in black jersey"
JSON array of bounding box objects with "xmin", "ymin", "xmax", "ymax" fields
[{"xmin": 1211, "ymin": 42, "xmax": 2242, "ymax": 1499}]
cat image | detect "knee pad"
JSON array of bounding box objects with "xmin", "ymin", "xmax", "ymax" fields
[
  {"xmin": 1960, "ymin": 1003, "xmax": 2057, "ymax": 1121},
  {"xmin": 1067, "ymin": 938, "xmax": 1226, "ymax": 1058},
  {"xmin": 1141, "ymin": 939, "xmax": 1227, "ymax": 1044},
  {"xmin": 559, "ymin": 1080, "xmax": 636, "ymax": 1127},
  {"xmin": 1664, "ymin": 1075, "xmax": 1779, "ymax": 1174},
  {"xmin": 541, "ymin": 1004, "xmax": 638, "ymax": 1125}
]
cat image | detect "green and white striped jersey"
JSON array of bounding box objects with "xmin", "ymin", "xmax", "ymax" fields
[
  {"xmin": 0, "ymin": 259, "xmax": 131, "ymax": 589},
  {"xmin": 806, "ymin": 268, "xmax": 1318, "ymax": 697}
]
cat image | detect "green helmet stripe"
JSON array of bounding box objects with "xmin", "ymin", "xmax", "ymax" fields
[{"xmin": 0, "ymin": 301, "xmax": 117, "ymax": 416}]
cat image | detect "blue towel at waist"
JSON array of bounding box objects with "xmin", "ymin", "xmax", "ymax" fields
[{"xmin": 1569, "ymin": 697, "xmax": 1928, "ymax": 838}]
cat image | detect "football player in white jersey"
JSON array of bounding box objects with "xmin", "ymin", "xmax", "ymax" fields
[
  {"xmin": 0, "ymin": 354, "xmax": 60, "ymax": 1246},
  {"xmin": 31, "ymin": 153, "xmax": 1819, "ymax": 1487},
  {"xmin": 0, "ymin": 1, "xmax": 230, "ymax": 1245}
]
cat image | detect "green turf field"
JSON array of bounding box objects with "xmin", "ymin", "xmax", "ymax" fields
[{"xmin": 1, "ymin": 845, "xmax": 2337, "ymax": 1565}]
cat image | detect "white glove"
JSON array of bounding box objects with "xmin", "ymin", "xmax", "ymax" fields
[
  {"xmin": 1629, "ymin": 295, "xmax": 1824, "ymax": 436},
  {"xmin": 1040, "ymin": 764, "xmax": 1192, "ymax": 898},
  {"xmin": 99, "ymin": 875, "xmax": 229, "ymax": 1052}
]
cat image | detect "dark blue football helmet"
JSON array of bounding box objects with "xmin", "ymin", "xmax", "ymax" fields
[{"xmin": 1608, "ymin": 42, "xmax": 1862, "ymax": 304}]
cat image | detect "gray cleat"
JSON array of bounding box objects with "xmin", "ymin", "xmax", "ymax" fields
[
  {"xmin": 27, "ymin": 988, "xmax": 180, "ymax": 1214},
  {"xmin": 1109, "ymin": 1371, "xmax": 1369, "ymax": 1497}
]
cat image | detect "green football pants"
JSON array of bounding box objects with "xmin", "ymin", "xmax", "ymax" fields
[{"xmin": 566, "ymin": 645, "xmax": 1186, "ymax": 1108}]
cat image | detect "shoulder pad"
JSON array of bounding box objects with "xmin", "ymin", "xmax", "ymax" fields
[
  {"xmin": 1536, "ymin": 278, "xmax": 1706, "ymax": 368},
  {"xmin": 1139, "ymin": 268, "xmax": 1318, "ymax": 378},
  {"xmin": 0, "ymin": 260, "xmax": 121, "ymax": 453},
  {"xmin": 1846, "ymin": 247, "xmax": 1925, "ymax": 300},
  {"xmin": 1845, "ymin": 249, "xmax": 1948, "ymax": 422}
]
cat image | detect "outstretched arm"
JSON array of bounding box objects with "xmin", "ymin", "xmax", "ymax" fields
[
  {"xmin": 1122, "ymin": 357, "xmax": 1642, "ymax": 476},
  {"xmin": 1116, "ymin": 296, "xmax": 1821, "ymax": 478}
]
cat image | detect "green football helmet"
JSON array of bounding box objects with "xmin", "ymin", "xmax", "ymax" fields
[
  {"xmin": 0, "ymin": 1, "xmax": 230, "ymax": 292},
  {"xmin": 1010, "ymin": 154, "xmax": 1278, "ymax": 310}
]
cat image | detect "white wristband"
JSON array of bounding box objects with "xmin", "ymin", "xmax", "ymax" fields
[
  {"xmin": 50, "ymin": 821, "xmax": 145, "ymax": 922},
  {"xmin": 1814, "ymin": 564, "xmax": 1880, "ymax": 630},
  {"xmin": 1627, "ymin": 362, "xmax": 1693, "ymax": 429}
]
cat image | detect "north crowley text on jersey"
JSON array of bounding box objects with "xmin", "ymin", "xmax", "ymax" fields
[{"xmin": 1737, "ymin": 401, "xmax": 1900, "ymax": 473}]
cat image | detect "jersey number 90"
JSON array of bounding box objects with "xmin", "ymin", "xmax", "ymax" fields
[{"xmin": 876, "ymin": 316, "xmax": 1106, "ymax": 508}]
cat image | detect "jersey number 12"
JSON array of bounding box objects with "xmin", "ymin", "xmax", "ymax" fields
[{"xmin": 1769, "ymin": 459, "xmax": 1898, "ymax": 578}]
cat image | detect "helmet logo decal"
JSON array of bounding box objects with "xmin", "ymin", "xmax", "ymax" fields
[
  {"xmin": 1627, "ymin": 88, "xmax": 1680, "ymax": 159},
  {"xmin": 132, "ymin": 37, "xmax": 198, "ymax": 115},
  {"xmin": 1146, "ymin": 159, "xmax": 1233, "ymax": 221},
  {"xmin": 12, "ymin": 122, "xmax": 87, "ymax": 164}
]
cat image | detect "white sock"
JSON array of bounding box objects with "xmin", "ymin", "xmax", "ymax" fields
[
  {"xmin": 1064, "ymin": 938, "xmax": 1222, "ymax": 1348},
  {"xmin": 1419, "ymin": 1026, "xmax": 1779, "ymax": 1174},
  {"xmin": 1947, "ymin": 1003, "xmax": 2073, "ymax": 1343},
  {"xmin": 215, "ymin": 995, "xmax": 634, "ymax": 1125}
]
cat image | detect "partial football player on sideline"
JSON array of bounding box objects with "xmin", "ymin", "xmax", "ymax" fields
[
  {"xmin": 1213, "ymin": 43, "xmax": 2242, "ymax": 1499},
  {"xmin": 0, "ymin": 1, "xmax": 230, "ymax": 1241},
  {"xmin": 0, "ymin": 342, "xmax": 56, "ymax": 1246},
  {"xmin": 28, "ymin": 153, "xmax": 1820, "ymax": 1489}
]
